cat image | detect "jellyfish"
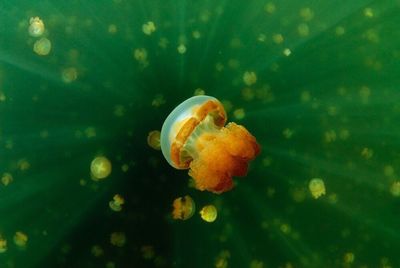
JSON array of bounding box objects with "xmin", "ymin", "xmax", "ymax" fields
[
  {"xmin": 110, "ymin": 232, "xmax": 126, "ymax": 247},
  {"xmin": 109, "ymin": 194, "xmax": 124, "ymax": 212},
  {"xmin": 0, "ymin": 237, "xmax": 7, "ymax": 253},
  {"xmin": 160, "ymin": 95, "xmax": 260, "ymax": 194},
  {"xmin": 171, "ymin": 195, "xmax": 195, "ymax": 220},
  {"xmin": 199, "ymin": 205, "xmax": 218, "ymax": 223},
  {"xmin": 13, "ymin": 231, "xmax": 28, "ymax": 248},
  {"xmin": 91, "ymin": 156, "xmax": 112, "ymax": 180},
  {"xmin": 33, "ymin": 37, "xmax": 51, "ymax": 56},
  {"xmin": 28, "ymin": 17, "xmax": 45, "ymax": 37},
  {"xmin": 308, "ymin": 178, "xmax": 326, "ymax": 199},
  {"xmin": 147, "ymin": 130, "xmax": 161, "ymax": 150}
]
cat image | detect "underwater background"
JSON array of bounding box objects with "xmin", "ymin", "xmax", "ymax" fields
[{"xmin": 1, "ymin": 0, "xmax": 400, "ymax": 267}]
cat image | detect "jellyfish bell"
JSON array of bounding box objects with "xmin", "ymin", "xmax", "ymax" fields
[
  {"xmin": 161, "ymin": 95, "xmax": 260, "ymax": 194},
  {"xmin": 172, "ymin": 195, "xmax": 195, "ymax": 220},
  {"xmin": 161, "ymin": 95, "xmax": 227, "ymax": 169}
]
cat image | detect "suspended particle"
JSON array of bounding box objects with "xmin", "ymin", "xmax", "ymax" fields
[
  {"xmin": 220, "ymin": 99, "xmax": 233, "ymax": 113},
  {"xmin": 228, "ymin": 59, "xmax": 240, "ymax": 69},
  {"xmin": 361, "ymin": 147, "xmax": 373, "ymax": 159},
  {"xmin": 142, "ymin": 21, "xmax": 156, "ymax": 35},
  {"xmin": 13, "ymin": 231, "xmax": 28, "ymax": 248},
  {"xmin": 61, "ymin": 67, "xmax": 78, "ymax": 83},
  {"xmin": 90, "ymin": 156, "xmax": 112, "ymax": 180},
  {"xmin": 241, "ymin": 87, "xmax": 255, "ymax": 101},
  {"xmin": 133, "ymin": 48, "xmax": 148, "ymax": 62},
  {"xmin": 283, "ymin": 128, "xmax": 294, "ymax": 139},
  {"xmin": 91, "ymin": 245, "xmax": 104, "ymax": 257},
  {"xmin": 33, "ymin": 37, "xmax": 51, "ymax": 56},
  {"xmin": 326, "ymin": 105, "xmax": 338, "ymax": 116},
  {"xmin": 85, "ymin": 127, "xmax": 96, "ymax": 138},
  {"xmin": 267, "ymin": 187, "xmax": 276, "ymax": 198},
  {"xmin": 272, "ymin": 33, "xmax": 284, "ymax": 44},
  {"xmin": 177, "ymin": 44, "xmax": 187, "ymax": 54},
  {"xmin": 192, "ymin": 30, "xmax": 201, "ymax": 39},
  {"xmin": 158, "ymin": 37, "xmax": 169, "ymax": 49},
  {"xmin": 113, "ymin": 104, "xmax": 125, "ymax": 117},
  {"xmin": 28, "ymin": 17, "xmax": 45, "ymax": 37},
  {"xmin": 0, "ymin": 237, "xmax": 7, "ymax": 253},
  {"xmin": 299, "ymin": 7, "xmax": 314, "ymax": 21},
  {"xmin": 106, "ymin": 262, "xmax": 116, "ymax": 268},
  {"xmin": 324, "ymin": 130, "xmax": 337, "ymax": 143},
  {"xmin": 363, "ymin": 7, "xmax": 374, "ymax": 18},
  {"xmin": 339, "ymin": 129, "xmax": 350, "ymax": 140},
  {"xmin": 141, "ymin": 245, "xmax": 155, "ymax": 260},
  {"xmin": 291, "ymin": 187, "xmax": 306, "ymax": 203},
  {"xmin": 335, "ymin": 26, "xmax": 345, "ymax": 36},
  {"xmin": 309, "ymin": 178, "xmax": 326, "ymax": 199},
  {"xmin": 200, "ymin": 205, "xmax": 218, "ymax": 222},
  {"xmin": 297, "ymin": 23, "xmax": 309, "ymax": 37},
  {"xmin": 109, "ymin": 194, "xmax": 125, "ymax": 212},
  {"xmin": 147, "ymin": 130, "xmax": 161, "ymax": 150},
  {"xmin": 1, "ymin": 172, "xmax": 13, "ymax": 186},
  {"xmin": 110, "ymin": 232, "xmax": 126, "ymax": 247},
  {"xmin": 40, "ymin": 130, "xmax": 49, "ymax": 139},
  {"xmin": 172, "ymin": 195, "xmax": 195, "ymax": 220},
  {"xmin": 280, "ymin": 223, "xmax": 291, "ymax": 234},
  {"xmin": 344, "ymin": 252, "xmax": 355, "ymax": 264},
  {"xmin": 250, "ymin": 259, "xmax": 264, "ymax": 268},
  {"xmin": 264, "ymin": 2, "xmax": 276, "ymax": 14},
  {"xmin": 121, "ymin": 164, "xmax": 129, "ymax": 172},
  {"xmin": 215, "ymin": 250, "xmax": 230, "ymax": 268},
  {"xmin": 108, "ymin": 24, "xmax": 118, "ymax": 34},
  {"xmin": 384, "ymin": 165, "xmax": 394, "ymax": 177},
  {"xmin": 0, "ymin": 91, "xmax": 6, "ymax": 102},
  {"xmin": 243, "ymin": 71, "xmax": 257, "ymax": 86},
  {"xmin": 257, "ymin": 33, "xmax": 267, "ymax": 42},
  {"xmin": 359, "ymin": 86, "xmax": 371, "ymax": 104},
  {"xmin": 283, "ymin": 48, "xmax": 291, "ymax": 56},
  {"xmin": 17, "ymin": 159, "xmax": 30, "ymax": 171},
  {"xmin": 233, "ymin": 108, "xmax": 245, "ymax": 120},
  {"xmin": 199, "ymin": 10, "xmax": 211, "ymax": 22},
  {"xmin": 152, "ymin": 94, "xmax": 166, "ymax": 107},
  {"xmin": 194, "ymin": 88, "xmax": 205, "ymax": 96},
  {"xmin": 390, "ymin": 181, "xmax": 400, "ymax": 197},
  {"xmin": 215, "ymin": 62, "xmax": 224, "ymax": 72}
]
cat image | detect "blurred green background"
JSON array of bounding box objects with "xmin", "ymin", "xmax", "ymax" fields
[{"xmin": 1, "ymin": 0, "xmax": 400, "ymax": 267}]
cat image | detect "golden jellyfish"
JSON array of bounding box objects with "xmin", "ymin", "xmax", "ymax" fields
[
  {"xmin": 309, "ymin": 178, "xmax": 326, "ymax": 199},
  {"xmin": 142, "ymin": 21, "xmax": 156, "ymax": 35},
  {"xmin": 0, "ymin": 237, "xmax": 7, "ymax": 253},
  {"xmin": 1, "ymin": 172, "xmax": 13, "ymax": 186},
  {"xmin": 28, "ymin": 17, "xmax": 45, "ymax": 37},
  {"xmin": 160, "ymin": 96, "xmax": 260, "ymax": 194},
  {"xmin": 90, "ymin": 156, "xmax": 112, "ymax": 180},
  {"xmin": 200, "ymin": 205, "xmax": 217, "ymax": 222},
  {"xmin": 110, "ymin": 232, "xmax": 126, "ymax": 247},
  {"xmin": 147, "ymin": 130, "xmax": 161, "ymax": 150},
  {"xmin": 13, "ymin": 231, "xmax": 28, "ymax": 248},
  {"xmin": 109, "ymin": 194, "xmax": 125, "ymax": 212},
  {"xmin": 172, "ymin": 195, "xmax": 195, "ymax": 220},
  {"xmin": 33, "ymin": 37, "xmax": 51, "ymax": 56},
  {"xmin": 61, "ymin": 67, "xmax": 78, "ymax": 83}
]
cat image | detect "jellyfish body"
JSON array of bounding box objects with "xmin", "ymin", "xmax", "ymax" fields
[
  {"xmin": 309, "ymin": 178, "xmax": 326, "ymax": 199},
  {"xmin": 28, "ymin": 17, "xmax": 45, "ymax": 37},
  {"xmin": 161, "ymin": 95, "xmax": 260, "ymax": 193},
  {"xmin": 172, "ymin": 195, "xmax": 195, "ymax": 220},
  {"xmin": 200, "ymin": 205, "xmax": 218, "ymax": 222},
  {"xmin": 33, "ymin": 37, "xmax": 51, "ymax": 56}
]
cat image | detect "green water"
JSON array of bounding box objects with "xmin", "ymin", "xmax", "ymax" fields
[{"xmin": 1, "ymin": 0, "xmax": 400, "ymax": 267}]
